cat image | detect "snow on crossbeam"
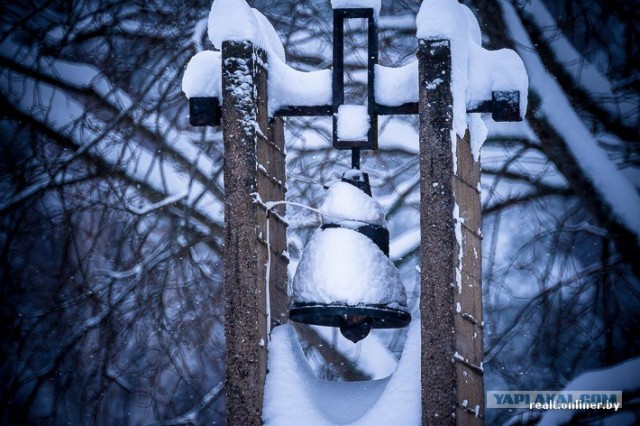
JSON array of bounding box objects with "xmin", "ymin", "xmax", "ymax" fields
[
  {"xmin": 209, "ymin": 0, "xmax": 332, "ymax": 113},
  {"xmin": 182, "ymin": 51, "xmax": 222, "ymax": 126},
  {"xmin": 416, "ymin": 0, "xmax": 528, "ymax": 135},
  {"xmin": 337, "ymin": 105, "xmax": 370, "ymax": 143},
  {"xmin": 374, "ymin": 57, "xmax": 521, "ymax": 121},
  {"xmin": 185, "ymin": 0, "xmax": 527, "ymax": 141},
  {"xmin": 182, "ymin": 0, "xmax": 332, "ymax": 123},
  {"xmin": 467, "ymin": 91, "xmax": 522, "ymax": 122},
  {"xmin": 182, "ymin": 51, "xmax": 222, "ymax": 99}
]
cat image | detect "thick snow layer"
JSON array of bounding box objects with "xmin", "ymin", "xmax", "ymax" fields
[
  {"xmin": 249, "ymin": 7, "xmax": 333, "ymax": 111},
  {"xmin": 291, "ymin": 228, "xmax": 406, "ymax": 306},
  {"xmin": 416, "ymin": 0, "xmax": 469, "ymax": 136},
  {"xmin": 337, "ymin": 105, "xmax": 370, "ymax": 142},
  {"xmin": 208, "ymin": 0, "xmax": 268, "ymax": 54},
  {"xmin": 499, "ymin": 0, "xmax": 640, "ymax": 244},
  {"xmin": 416, "ymin": 0, "xmax": 528, "ymax": 143},
  {"xmin": 538, "ymin": 357, "xmax": 640, "ymax": 426},
  {"xmin": 455, "ymin": 2, "xmax": 527, "ymax": 117},
  {"xmin": 311, "ymin": 325, "xmax": 398, "ymax": 379},
  {"xmin": 461, "ymin": 4, "xmax": 481, "ymax": 44},
  {"xmin": 181, "ymin": 51, "xmax": 222, "ymax": 98},
  {"xmin": 197, "ymin": 0, "xmax": 330, "ymax": 114},
  {"xmin": 319, "ymin": 181, "xmax": 386, "ymax": 227},
  {"xmin": 269, "ymin": 64, "xmax": 332, "ymax": 112},
  {"xmin": 252, "ymin": 8, "xmax": 286, "ymax": 62},
  {"xmin": 263, "ymin": 320, "xmax": 421, "ymax": 425},
  {"xmin": 467, "ymin": 45, "xmax": 528, "ymax": 118},
  {"xmin": 375, "ymin": 62, "xmax": 418, "ymax": 106},
  {"xmin": 467, "ymin": 113, "xmax": 488, "ymax": 162},
  {"xmin": 331, "ymin": 0, "xmax": 381, "ymax": 16}
]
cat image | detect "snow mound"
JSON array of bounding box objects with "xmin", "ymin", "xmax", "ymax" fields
[
  {"xmin": 320, "ymin": 181, "xmax": 386, "ymax": 227},
  {"xmin": 291, "ymin": 228, "xmax": 405, "ymax": 306},
  {"xmin": 203, "ymin": 0, "xmax": 331, "ymax": 113},
  {"xmin": 207, "ymin": 0, "xmax": 283, "ymax": 58},
  {"xmin": 375, "ymin": 61, "xmax": 418, "ymax": 106},
  {"xmin": 467, "ymin": 46, "xmax": 528, "ymax": 118},
  {"xmin": 337, "ymin": 105, "xmax": 370, "ymax": 142},
  {"xmin": 182, "ymin": 51, "xmax": 222, "ymax": 98},
  {"xmin": 263, "ymin": 320, "xmax": 421, "ymax": 425}
]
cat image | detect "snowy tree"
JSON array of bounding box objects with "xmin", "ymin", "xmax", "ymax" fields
[
  {"xmin": 469, "ymin": 0, "xmax": 640, "ymax": 423},
  {"xmin": 1, "ymin": 0, "xmax": 637, "ymax": 424},
  {"xmin": 1, "ymin": 0, "xmax": 227, "ymax": 423}
]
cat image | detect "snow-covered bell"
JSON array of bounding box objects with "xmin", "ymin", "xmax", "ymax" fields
[{"xmin": 289, "ymin": 171, "xmax": 411, "ymax": 343}]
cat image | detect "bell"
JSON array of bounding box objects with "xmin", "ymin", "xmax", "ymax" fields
[{"xmin": 288, "ymin": 171, "xmax": 411, "ymax": 343}]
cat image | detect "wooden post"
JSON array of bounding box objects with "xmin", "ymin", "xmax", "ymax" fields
[
  {"xmin": 419, "ymin": 39, "xmax": 484, "ymax": 425},
  {"xmin": 221, "ymin": 40, "xmax": 288, "ymax": 426},
  {"xmin": 452, "ymin": 113, "xmax": 484, "ymax": 424}
]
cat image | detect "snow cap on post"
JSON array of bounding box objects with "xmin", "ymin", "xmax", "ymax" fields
[
  {"xmin": 417, "ymin": 0, "xmax": 528, "ymax": 142},
  {"xmin": 208, "ymin": 0, "xmax": 257, "ymax": 49},
  {"xmin": 252, "ymin": 8, "xmax": 286, "ymax": 61},
  {"xmin": 208, "ymin": 0, "xmax": 284, "ymax": 61},
  {"xmin": 417, "ymin": 0, "xmax": 470, "ymax": 136},
  {"xmin": 461, "ymin": 4, "xmax": 481, "ymax": 44},
  {"xmin": 182, "ymin": 51, "xmax": 222, "ymax": 98},
  {"xmin": 206, "ymin": 0, "xmax": 331, "ymax": 114}
]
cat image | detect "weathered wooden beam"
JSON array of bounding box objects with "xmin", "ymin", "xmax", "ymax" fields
[
  {"xmin": 221, "ymin": 40, "xmax": 288, "ymax": 426},
  {"xmin": 453, "ymin": 124, "xmax": 485, "ymax": 424},
  {"xmin": 419, "ymin": 38, "xmax": 484, "ymax": 425},
  {"xmin": 419, "ymin": 38, "xmax": 458, "ymax": 425}
]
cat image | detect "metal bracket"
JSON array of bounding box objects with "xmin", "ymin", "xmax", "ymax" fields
[
  {"xmin": 189, "ymin": 97, "xmax": 221, "ymax": 126},
  {"xmin": 466, "ymin": 91, "xmax": 522, "ymax": 122}
]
